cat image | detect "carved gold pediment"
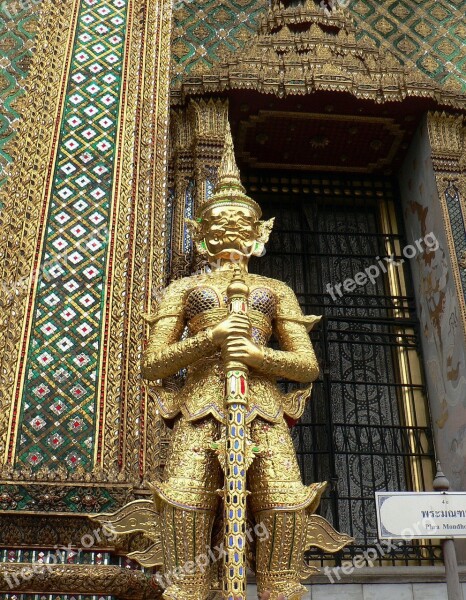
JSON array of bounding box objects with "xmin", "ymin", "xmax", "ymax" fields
[{"xmin": 173, "ymin": 1, "xmax": 465, "ymax": 109}]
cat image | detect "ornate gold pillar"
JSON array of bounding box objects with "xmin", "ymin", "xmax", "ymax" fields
[
  {"xmin": 189, "ymin": 97, "xmax": 229, "ymax": 210},
  {"xmin": 169, "ymin": 107, "xmax": 195, "ymax": 279},
  {"xmin": 168, "ymin": 97, "xmax": 228, "ymax": 279},
  {"xmin": 0, "ymin": 0, "xmax": 173, "ymax": 485},
  {"xmin": 427, "ymin": 111, "xmax": 466, "ymax": 335}
]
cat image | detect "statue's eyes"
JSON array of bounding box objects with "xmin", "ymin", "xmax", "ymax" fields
[{"xmin": 236, "ymin": 217, "xmax": 254, "ymax": 227}]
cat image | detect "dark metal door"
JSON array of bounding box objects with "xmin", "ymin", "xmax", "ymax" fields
[{"xmin": 245, "ymin": 171, "xmax": 438, "ymax": 565}]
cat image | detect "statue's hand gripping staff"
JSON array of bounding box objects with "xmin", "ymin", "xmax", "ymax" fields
[{"xmin": 211, "ymin": 267, "xmax": 259, "ymax": 600}]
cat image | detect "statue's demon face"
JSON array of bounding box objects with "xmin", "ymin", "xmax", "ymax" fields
[
  {"xmin": 202, "ymin": 205, "xmax": 259, "ymax": 261},
  {"xmin": 187, "ymin": 203, "xmax": 274, "ymax": 266}
]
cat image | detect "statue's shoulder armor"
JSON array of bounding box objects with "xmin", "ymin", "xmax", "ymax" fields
[
  {"xmin": 150, "ymin": 275, "xmax": 201, "ymax": 321},
  {"xmin": 185, "ymin": 285, "xmax": 222, "ymax": 320},
  {"xmin": 248, "ymin": 274, "xmax": 293, "ymax": 297},
  {"xmin": 248, "ymin": 286, "xmax": 277, "ymax": 320}
]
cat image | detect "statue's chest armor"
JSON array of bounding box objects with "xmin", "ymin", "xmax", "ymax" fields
[{"xmin": 185, "ymin": 286, "xmax": 277, "ymax": 322}]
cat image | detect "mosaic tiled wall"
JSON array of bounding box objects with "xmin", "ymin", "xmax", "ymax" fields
[
  {"xmin": 172, "ymin": 0, "xmax": 466, "ymax": 91},
  {"xmin": 0, "ymin": 2, "xmax": 41, "ymax": 190},
  {"xmin": 353, "ymin": 0, "xmax": 466, "ymax": 91},
  {"xmin": 0, "ymin": 481, "xmax": 128, "ymax": 511},
  {"xmin": 171, "ymin": 0, "xmax": 266, "ymax": 80},
  {"xmin": 444, "ymin": 182, "xmax": 466, "ymax": 294},
  {"xmin": 9, "ymin": 0, "xmax": 128, "ymax": 471}
]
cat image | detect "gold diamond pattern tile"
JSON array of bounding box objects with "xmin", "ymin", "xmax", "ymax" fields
[
  {"xmin": 352, "ymin": 2, "xmax": 372, "ymax": 17},
  {"xmin": 215, "ymin": 8, "xmax": 233, "ymax": 23},
  {"xmin": 391, "ymin": 4, "xmax": 411, "ymax": 20},
  {"xmin": 396, "ymin": 37, "xmax": 417, "ymax": 55},
  {"xmin": 437, "ymin": 39, "xmax": 457, "ymax": 57},
  {"xmin": 454, "ymin": 23, "xmax": 466, "ymax": 39},
  {"xmin": 375, "ymin": 17, "xmax": 395, "ymax": 36},
  {"xmin": 414, "ymin": 19, "xmax": 434, "ymax": 38},
  {"xmin": 421, "ymin": 54, "xmax": 441, "ymax": 73},
  {"xmin": 430, "ymin": 5, "xmax": 450, "ymax": 21}
]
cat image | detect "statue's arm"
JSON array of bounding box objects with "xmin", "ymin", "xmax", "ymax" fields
[
  {"xmin": 141, "ymin": 281, "xmax": 216, "ymax": 381},
  {"xmin": 257, "ymin": 284, "xmax": 319, "ymax": 383}
]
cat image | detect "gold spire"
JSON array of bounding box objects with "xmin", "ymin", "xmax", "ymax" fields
[
  {"xmin": 214, "ymin": 122, "xmax": 245, "ymax": 194},
  {"xmin": 197, "ymin": 122, "xmax": 262, "ymax": 219}
]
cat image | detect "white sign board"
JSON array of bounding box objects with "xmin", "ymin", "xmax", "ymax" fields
[{"xmin": 375, "ymin": 492, "xmax": 466, "ymax": 539}]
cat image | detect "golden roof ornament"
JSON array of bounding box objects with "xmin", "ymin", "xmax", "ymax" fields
[
  {"xmin": 215, "ymin": 123, "xmax": 243, "ymax": 192},
  {"xmin": 196, "ymin": 123, "xmax": 262, "ymax": 219},
  {"xmin": 175, "ymin": 0, "xmax": 465, "ymax": 110}
]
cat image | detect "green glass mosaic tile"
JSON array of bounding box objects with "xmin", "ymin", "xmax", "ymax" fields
[
  {"xmin": 171, "ymin": 0, "xmax": 268, "ymax": 81},
  {"xmin": 14, "ymin": 0, "xmax": 128, "ymax": 472},
  {"xmin": 350, "ymin": 0, "xmax": 466, "ymax": 91},
  {"xmin": 0, "ymin": 1, "xmax": 40, "ymax": 190}
]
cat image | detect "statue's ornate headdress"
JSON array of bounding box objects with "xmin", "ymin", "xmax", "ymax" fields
[
  {"xmin": 195, "ymin": 123, "xmax": 262, "ymax": 220},
  {"xmin": 187, "ymin": 123, "xmax": 274, "ymax": 259}
]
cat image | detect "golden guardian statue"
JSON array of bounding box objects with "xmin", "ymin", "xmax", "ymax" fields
[{"xmin": 93, "ymin": 126, "xmax": 351, "ymax": 600}]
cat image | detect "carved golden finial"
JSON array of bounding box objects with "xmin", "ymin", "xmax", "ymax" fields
[
  {"xmin": 196, "ymin": 122, "xmax": 262, "ymax": 219},
  {"xmin": 215, "ymin": 121, "xmax": 245, "ymax": 194}
]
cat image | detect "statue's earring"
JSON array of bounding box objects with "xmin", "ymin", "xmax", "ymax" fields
[
  {"xmin": 257, "ymin": 217, "xmax": 275, "ymax": 244},
  {"xmin": 252, "ymin": 217, "xmax": 274, "ymax": 256},
  {"xmin": 185, "ymin": 218, "xmax": 207, "ymax": 257},
  {"xmin": 252, "ymin": 241, "xmax": 265, "ymax": 257},
  {"xmin": 195, "ymin": 239, "xmax": 209, "ymax": 258}
]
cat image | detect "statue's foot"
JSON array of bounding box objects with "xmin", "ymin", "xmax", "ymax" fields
[{"xmin": 259, "ymin": 582, "xmax": 309, "ymax": 600}]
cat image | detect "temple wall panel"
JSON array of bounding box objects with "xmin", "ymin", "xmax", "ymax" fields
[
  {"xmin": 0, "ymin": 0, "xmax": 172, "ymax": 488},
  {"xmin": 399, "ymin": 113, "xmax": 466, "ymax": 492}
]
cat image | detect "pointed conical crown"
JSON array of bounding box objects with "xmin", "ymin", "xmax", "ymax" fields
[{"xmin": 196, "ymin": 123, "xmax": 262, "ymax": 219}]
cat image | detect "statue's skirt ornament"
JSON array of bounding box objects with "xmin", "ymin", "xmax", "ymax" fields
[{"xmin": 92, "ymin": 124, "xmax": 352, "ymax": 600}]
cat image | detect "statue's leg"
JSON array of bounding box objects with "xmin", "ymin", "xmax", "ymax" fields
[
  {"xmin": 153, "ymin": 416, "xmax": 222, "ymax": 600},
  {"xmin": 254, "ymin": 508, "xmax": 308, "ymax": 599},
  {"xmin": 249, "ymin": 418, "xmax": 325, "ymax": 600}
]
